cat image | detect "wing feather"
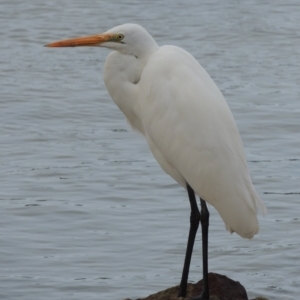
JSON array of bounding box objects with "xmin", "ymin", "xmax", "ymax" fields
[{"xmin": 137, "ymin": 46, "xmax": 265, "ymax": 238}]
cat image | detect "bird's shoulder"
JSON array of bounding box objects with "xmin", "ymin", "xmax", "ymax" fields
[
  {"xmin": 145, "ymin": 45, "xmax": 199, "ymax": 75},
  {"xmin": 152, "ymin": 45, "xmax": 195, "ymax": 60},
  {"xmin": 141, "ymin": 45, "xmax": 216, "ymax": 95}
]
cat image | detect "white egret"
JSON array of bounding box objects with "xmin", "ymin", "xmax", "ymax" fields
[{"xmin": 46, "ymin": 24, "xmax": 265, "ymax": 300}]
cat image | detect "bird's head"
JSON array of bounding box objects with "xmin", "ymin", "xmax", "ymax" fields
[{"xmin": 45, "ymin": 23, "xmax": 159, "ymax": 58}]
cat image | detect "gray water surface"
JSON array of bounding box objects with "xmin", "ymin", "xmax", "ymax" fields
[{"xmin": 1, "ymin": 1, "xmax": 299, "ymax": 299}]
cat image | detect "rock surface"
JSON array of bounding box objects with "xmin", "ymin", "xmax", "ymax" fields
[{"xmin": 124, "ymin": 272, "xmax": 269, "ymax": 300}]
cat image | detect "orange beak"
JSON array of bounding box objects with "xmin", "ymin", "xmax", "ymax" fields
[{"xmin": 45, "ymin": 33, "xmax": 114, "ymax": 47}]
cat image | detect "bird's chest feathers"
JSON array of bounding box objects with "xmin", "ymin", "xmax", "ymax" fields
[{"xmin": 104, "ymin": 52, "xmax": 145, "ymax": 133}]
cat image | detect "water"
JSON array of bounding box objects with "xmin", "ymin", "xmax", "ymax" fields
[{"xmin": 1, "ymin": 1, "xmax": 299, "ymax": 299}]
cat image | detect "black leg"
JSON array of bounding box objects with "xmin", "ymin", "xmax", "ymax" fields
[
  {"xmin": 200, "ymin": 198, "xmax": 210, "ymax": 299},
  {"xmin": 190, "ymin": 198, "xmax": 210, "ymax": 300},
  {"xmin": 178, "ymin": 182, "xmax": 200, "ymax": 298}
]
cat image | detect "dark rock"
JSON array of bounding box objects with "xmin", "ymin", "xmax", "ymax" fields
[
  {"xmin": 189, "ymin": 272, "xmax": 249, "ymax": 300},
  {"xmin": 125, "ymin": 272, "xmax": 268, "ymax": 300}
]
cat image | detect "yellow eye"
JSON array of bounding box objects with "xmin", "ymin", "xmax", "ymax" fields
[{"xmin": 117, "ymin": 34, "xmax": 124, "ymax": 40}]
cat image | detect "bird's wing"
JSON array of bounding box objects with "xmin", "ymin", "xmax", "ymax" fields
[{"xmin": 137, "ymin": 46, "xmax": 264, "ymax": 238}]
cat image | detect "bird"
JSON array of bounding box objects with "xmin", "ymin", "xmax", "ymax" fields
[{"xmin": 46, "ymin": 23, "xmax": 265, "ymax": 300}]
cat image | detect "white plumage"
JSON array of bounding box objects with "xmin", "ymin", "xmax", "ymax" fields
[
  {"xmin": 102, "ymin": 24, "xmax": 265, "ymax": 239},
  {"xmin": 46, "ymin": 23, "xmax": 266, "ymax": 299}
]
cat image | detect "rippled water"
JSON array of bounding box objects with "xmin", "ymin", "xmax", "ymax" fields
[{"xmin": 1, "ymin": 1, "xmax": 299, "ymax": 299}]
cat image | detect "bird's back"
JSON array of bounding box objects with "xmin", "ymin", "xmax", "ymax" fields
[{"xmin": 137, "ymin": 45, "xmax": 265, "ymax": 238}]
